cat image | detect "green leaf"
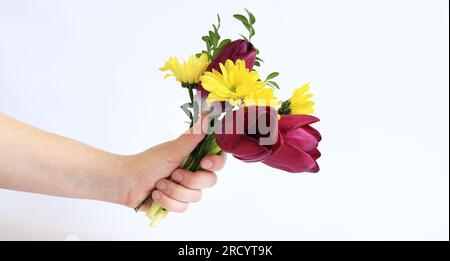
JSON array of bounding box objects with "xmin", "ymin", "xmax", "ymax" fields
[
  {"xmin": 212, "ymin": 50, "xmax": 219, "ymax": 59},
  {"xmin": 202, "ymin": 36, "xmax": 211, "ymax": 45},
  {"xmin": 255, "ymin": 57, "xmax": 264, "ymax": 62},
  {"xmin": 249, "ymin": 26, "xmax": 255, "ymax": 40},
  {"xmin": 245, "ymin": 9, "xmax": 256, "ymax": 25},
  {"xmin": 233, "ymin": 14, "xmax": 249, "ymax": 25},
  {"xmin": 180, "ymin": 103, "xmax": 193, "ymax": 118},
  {"xmin": 196, "ymin": 51, "xmax": 208, "ymax": 58},
  {"xmin": 242, "ymin": 22, "xmax": 252, "ymax": 32},
  {"xmin": 181, "ymin": 102, "xmax": 192, "ymax": 108},
  {"xmin": 212, "ymin": 39, "xmax": 232, "ymax": 58},
  {"xmin": 216, "ymin": 14, "xmax": 221, "ymax": 29},
  {"xmin": 213, "ymin": 35, "xmax": 220, "ymax": 47},
  {"xmin": 239, "ymin": 34, "xmax": 249, "ymax": 42},
  {"xmin": 254, "ymin": 61, "xmax": 261, "ymax": 67},
  {"xmin": 209, "ymin": 31, "xmax": 219, "ymax": 47},
  {"xmin": 213, "ymin": 15, "xmax": 221, "ymax": 34},
  {"xmin": 265, "ymin": 72, "xmax": 279, "ymax": 81},
  {"xmin": 267, "ymin": 81, "xmax": 280, "ymax": 89},
  {"xmin": 218, "ymin": 39, "xmax": 231, "ymax": 49},
  {"xmin": 256, "ymin": 48, "xmax": 260, "ymax": 54},
  {"xmin": 241, "ymin": 23, "xmax": 254, "ymax": 40}
]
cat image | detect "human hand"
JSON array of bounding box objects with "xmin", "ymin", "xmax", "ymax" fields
[
  {"xmin": 116, "ymin": 121, "xmax": 226, "ymax": 212},
  {"xmin": 0, "ymin": 113, "xmax": 225, "ymax": 213}
]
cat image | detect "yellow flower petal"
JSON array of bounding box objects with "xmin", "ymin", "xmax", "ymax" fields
[
  {"xmin": 200, "ymin": 59, "xmax": 271, "ymax": 106},
  {"xmin": 244, "ymin": 87, "xmax": 280, "ymax": 108},
  {"xmin": 288, "ymin": 83, "xmax": 315, "ymax": 115},
  {"xmin": 160, "ymin": 53, "xmax": 210, "ymax": 84}
]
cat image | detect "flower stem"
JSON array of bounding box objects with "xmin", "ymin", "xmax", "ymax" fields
[
  {"xmin": 149, "ymin": 208, "xmax": 168, "ymax": 228},
  {"xmin": 145, "ymin": 201, "xmax": 160, "ymax": 219},
  {"xmin": 142, "ymin": 86, "xmax": 222, "ymax": 229}
]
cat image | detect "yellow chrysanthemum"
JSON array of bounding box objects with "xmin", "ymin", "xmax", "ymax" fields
[
  {"xmin": 159, "ymin": 53, "xmax": 209, "ymax": 84},
  {"xmin": 289, "ymin": 83, "xmax": 315, "ymax": 114},
  {"xmin": 243, "ymin": 87, "xmax": 280, "ymax": 109},
  {"xmin": 200, "ymin": 59, "xmax": 266, "ymax": 106}
]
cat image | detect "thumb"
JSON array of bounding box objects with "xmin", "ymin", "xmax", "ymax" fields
[{"xmin": 160, "ymin": 116, "xmax": 209, "ymax": 164}]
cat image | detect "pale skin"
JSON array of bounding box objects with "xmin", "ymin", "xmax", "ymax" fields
[{"xmin": 0, "ymin": 112, "xmax": 226, "ymax": 212}]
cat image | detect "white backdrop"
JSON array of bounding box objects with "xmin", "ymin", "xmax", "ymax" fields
[{"xmin": 0, "ymin": 0, "xmax": 448, "ymax": 240}]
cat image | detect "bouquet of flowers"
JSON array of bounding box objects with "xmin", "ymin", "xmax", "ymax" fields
[{"xmin": 137, "ymin": 9, "xmax": 322, "ymax": 228}]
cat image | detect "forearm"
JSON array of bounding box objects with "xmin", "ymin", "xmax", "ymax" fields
[{"xmin": 0, "ymin": 113, "xmax": 128, "ymax": 204}]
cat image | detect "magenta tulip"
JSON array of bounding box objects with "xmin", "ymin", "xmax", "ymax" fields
[
  {"xmin": 207, "ymin": 39, "xmax": 257, "ymax": 72},
  {"xmin": 263, "ymin": 115, "xmax": 321, "ymax": 173},
  {"xmin": 214, "ymin": 106, "xmax": 281, "ymax": 162}
]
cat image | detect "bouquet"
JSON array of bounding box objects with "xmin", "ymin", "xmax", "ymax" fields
[{"xmin": 136, "ymin": 9, "xmax": 322, "ymax": 228}]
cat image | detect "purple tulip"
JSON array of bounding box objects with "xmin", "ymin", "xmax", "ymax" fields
[
  {"xmin": 214, "ymin": 106, "xmax": 282, "ymax": 162},
  {"xmin": 263, "ymin": 115, "xmax": 321, "ymax": 173},
  {"xmin": 207, "ymin": 39, "xmax": 257, "ymax": 72}
]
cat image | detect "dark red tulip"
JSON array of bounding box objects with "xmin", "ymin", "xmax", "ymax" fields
[
  {"xmin": 207, "ymin": 39, "xmax": 257, "ymax": 72},
  {"xmin": 198, "ymin": 39, "xmax": 257, "ymax": 99},
  {"xmin": 214, "ymin": 106, "xmax": 282, "ymax": 162},
  {"xmin": 263, "ymin": 115, "xmax": 321, "ymax": 173}
]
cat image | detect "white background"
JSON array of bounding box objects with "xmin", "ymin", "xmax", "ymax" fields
[{"xmin": 0, "ymin": 0, "xmax": 448, "ymax": 240}]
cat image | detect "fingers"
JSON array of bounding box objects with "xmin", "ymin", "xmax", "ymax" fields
[
  {"xmin": 151, "ymin": 190, "xmax": 188, "ymax": 213},
  {"xmin": 171, "ymin": 169, "xmax": 217, "ymax": 190},
  {"xmin": 151, "ymin": 169, "xmax": 217, "ymax": 212},
  {"xmin": 200, "ymin": 153, "xmax": 227, "ymax": 171},
  {"xmin": 156, "ymin": 179, "xmax": 202, "ymax": 203}
]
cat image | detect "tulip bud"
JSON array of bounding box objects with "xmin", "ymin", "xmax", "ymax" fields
[{"xmin": 208, "ymin": 39, "xmax": 257, "ymax": 72}]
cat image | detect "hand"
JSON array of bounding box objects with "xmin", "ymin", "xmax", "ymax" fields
[
  {"xmin": 118, "ymin": 122, "xmax": 227, "ymax": 212},
  {"xmin": 0, "ymin": 113, "xmax": 226, "ymax": 213}
]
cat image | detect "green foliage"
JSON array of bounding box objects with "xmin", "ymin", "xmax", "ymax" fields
[
  {"xmin": 265, "ymin": 72, "xmax": 279, "ymax": 81},
  {"xmin": 233, "ymin": 9, "xmax": 265, "ymax": 67},
  {"xmin": 213, "ymin": 39, "xmax": 232, "ymax": 58},
  {"xmin": 266, "ymin": 81, "xmax": 280, "ymax": 89},
  {"xmin": 196, "ymin": 14, "xmax": 231, "ymax": 60},
  {"xmin": 265, "ymin": 72, "xmax": 280, "ymax": 89},
  {"xmin": 233, "ymin": 9, "xmax": 256, "ymax": 42},
  {"xmin": 278, "ymin": 100, "xmax": 292, "ymax": 115}
]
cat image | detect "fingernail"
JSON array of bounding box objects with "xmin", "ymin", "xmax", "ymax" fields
[
  {"xmin": 152, "ymin": 191, "xmax": 161, "ymax": 200},
  {"xmin": 172, "ymin": 172, "xmax": 183, "ymax": 182},
  {"xmin": 156, "ymin": 181, "xmax": 166, "ymax": 191},
  {"xmin": 202, "ymin": 159, "xmax": 213, "ymax": 169}
]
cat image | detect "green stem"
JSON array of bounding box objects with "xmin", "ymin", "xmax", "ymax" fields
[
  {"xmin": 144, "ymin": 86, "xmax": 223, "ymax": 228},
  {"xmin": 146, "ymin": 201, "xmax": 160, "ymax": 219},
  {"xmin": 150, "ymin": 208, "xmax": 168, "ymax": 228},
  {"xmin": 187, "ymin": 84, "xmax": 195, "ymax": 128}
]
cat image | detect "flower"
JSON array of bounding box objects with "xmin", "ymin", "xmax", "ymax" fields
[
  {"xmin": 198, "ymin": 40, "xmax": 257, "ymax": 99},
  {"xmin": 243, "ymin": 87, "xmax": 281, "ymax": 109},
  {"xmin": 208, "ymin": 39, "xmax": 257, "ymax": 72},
  {"xmin": 215, "ymin": 107, "xmax": 321, "ymax": 173},
  {"xmin": 263, "ymin": 114, "xmax": 321, "ymax": 173},
  {"xmin": 278, "ymin": 83, "xmax": 315, "ymax": 115},
  {"xmin": 200, "ymin": 59, "xmax": 266, "ymax": 106},
  {"xmin": 214, "ymin": 106, "xmax": 282, "ymax": 162},
  {"xmin": 159, "ymin": 53, "xmax": 209, "ymax": 84}
]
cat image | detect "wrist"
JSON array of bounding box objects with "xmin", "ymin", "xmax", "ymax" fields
[
  {"xmin": 92, "ymin": 153, "xmax": 133, "ymax": 206},
  {"xmin": 107, "ymin": 152, "xmax": 160, "ymax": 209}
]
